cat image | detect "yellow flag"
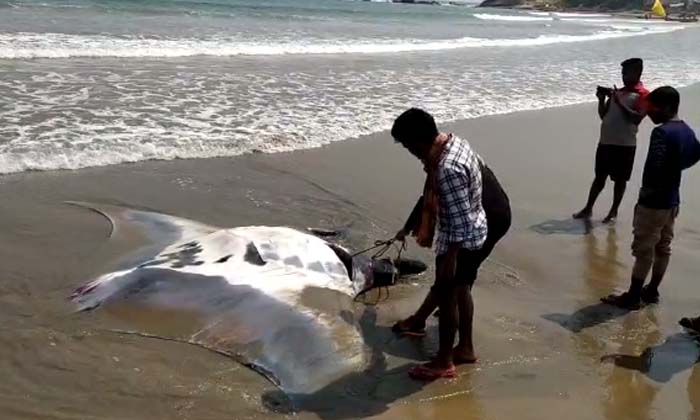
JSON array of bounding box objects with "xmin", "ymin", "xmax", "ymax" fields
[{"xmin": 651, "ymin": 0, "xmax": 667, "ymax": 17}]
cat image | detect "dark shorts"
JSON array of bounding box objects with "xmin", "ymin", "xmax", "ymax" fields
[
  {"xmin": 432, "ymin": 165, "xmax": 511, "ymax": 293},
  {"xmin": 595, "ymin": 144, "xmax": 636, "ymax": 182}
]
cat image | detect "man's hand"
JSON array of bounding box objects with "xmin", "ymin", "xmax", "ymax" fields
[
  {"xmin": 596, "ymin": 85, "xmax": 612, "ymax": 100},
  {"xmin": 612, "ymin": 85, "xmax": 620, "ymax": 104}
]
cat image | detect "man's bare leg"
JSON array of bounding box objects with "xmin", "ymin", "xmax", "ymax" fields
[
  {"xmin": 393, "ymin": 290, "xmax": 437, "ymax": 332},
  {"xmin": 433, "ymin": 289, "xmax": 458, "ymax": 369},
  {"xmin": 453, "ymin": 285, "xmax": 477, "ymax": 364},
  {"xmin": 574, "ymin": 175, "xmax": 607, "ymax": 219},
  {"xmin": 603, "ymin": 180, "xmax": 626, "ymax": 224}
]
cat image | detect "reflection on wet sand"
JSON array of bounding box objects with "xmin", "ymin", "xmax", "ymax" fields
[
  {"xmin": 601, "ymin": 333, "xmax": 700, "ymax": 383},
  {"xmin": 582, "ymin": 227, "xmax": 622, "ymax": 293},
  {"xmin": 601, "ymin": 315, "xmax": 662, "ymax": 420},
  {"xmin": 543, "ymin": 227, "xmax": 629, "ymax": 333},
  {"xmin": 600, "ymin": 332, "xmax": 700, "ymax": 420},
  {"xmin": 690, "ymin": 364, "xmax": 700, "ymax": 420}
]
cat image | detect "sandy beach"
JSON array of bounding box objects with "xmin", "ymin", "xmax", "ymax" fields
[{"xmin": 2, "ymin": 84, "xmax": 700, "ymax": 420}]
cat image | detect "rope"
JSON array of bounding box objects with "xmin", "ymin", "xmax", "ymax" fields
[
  {"xmin": 350, "ymin": 239, "xmax": 395, "ymax": 258},
  {"xmin": 353, "ymin": 285, "xmax": 391, "ymax": 305},
  {"xmin": 351, "ymin": 237, "xmax": 409, "ymax": 304}
]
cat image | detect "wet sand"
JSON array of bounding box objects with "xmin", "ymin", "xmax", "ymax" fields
[{"xmin": 2, "ymin": 84, "xmax": 700, "ymax": 420}]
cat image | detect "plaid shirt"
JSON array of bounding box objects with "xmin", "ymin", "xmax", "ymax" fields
[{"xmin": 435, "ymin": 135, "xmax": 488, "ymax": 255}]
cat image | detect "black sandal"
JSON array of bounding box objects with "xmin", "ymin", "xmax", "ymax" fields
[
  {"xmin": 601, "ymin": 292, "xmax": 642, "ymax": 310},
  {"xmin": 640, "ymin": 285, "xmax": 660, "ymax": 304}
]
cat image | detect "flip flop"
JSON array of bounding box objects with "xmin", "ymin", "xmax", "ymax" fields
[
  {"xmin": 391, "ymin": 317, "xmax": 426, "ymax": 337},
  {"xmin": 601, "ymin": 292, "xmax": 642, "ymax": 310},
  {"xmin": 408, "ymin": 364, "xmax": 457, "ymax": 381}
]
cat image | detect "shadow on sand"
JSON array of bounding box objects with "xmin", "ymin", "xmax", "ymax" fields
[
  {"xmin": 262, "ymin": 308, "xmax": 437, "ymax": 419},
  {"xmin": 543, "ymin": 302, "xmax": 633, "ymax": 333},
  {"xmin": 530, "ymin": 218, "xmax": 600, "ymax": 236},
  {"xmin": 601, "ymin": 333, "xmax": 700, "ymax": 383}
]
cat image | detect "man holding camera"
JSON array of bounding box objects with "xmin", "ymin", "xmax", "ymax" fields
[{"xmin": 573, "ymin": 58, "xmax": 649, "ymax": 223}]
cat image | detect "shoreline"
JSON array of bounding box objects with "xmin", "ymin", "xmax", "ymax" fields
[{"xmin": 4, "ymin": 81, "xmax": 700, "ymax": 179}]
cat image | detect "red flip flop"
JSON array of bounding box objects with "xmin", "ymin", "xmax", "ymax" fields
[{"xmin": 408, "ymin": 363, "xmax": 457, "ymax": 381}]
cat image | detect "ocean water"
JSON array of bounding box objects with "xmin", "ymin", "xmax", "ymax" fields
[{"xmin": 1, "ymin": 0, "xmax": 699, "ymax": 173}]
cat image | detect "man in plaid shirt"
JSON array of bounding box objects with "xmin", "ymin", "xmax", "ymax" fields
[
  {"xmin": 434, "ymin": 135, "xmax": 488, "ymax": 255},
  {"xmin": 390, "ymin": 108, "xmax": 511, "ymax": 380}
]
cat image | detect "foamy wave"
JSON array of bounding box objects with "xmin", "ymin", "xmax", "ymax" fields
[
  {"xmin": 0, "ymin": 26, "xmax": 684, "ymax": 59},
  {"xmin": 474, "ymin": 13, "xmax": 553, "ymax": 21},
  {"xmin": 3, "ymin": 49, "xmax": 700, "ymax": 175},
  {"xmin": 0, "ymin": 143, "xmax": 245, "ymax": 174},
  {"xmin": 478, "ymin": 12, "xmax": 680, "ymax": 26},
  {"xmin": 0, "ymin": 96, "xmax": 592, "ymax": 175},
  {"xmin": 529, "ymin": 11, "xmax": 611, "ymax": 17}
]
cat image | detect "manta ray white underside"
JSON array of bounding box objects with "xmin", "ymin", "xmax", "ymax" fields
[{"xmin": 69, "ymin": 202, "xmax": 373, "ymax": 395}]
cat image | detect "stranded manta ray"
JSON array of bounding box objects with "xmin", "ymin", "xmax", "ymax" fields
[{"xmin": 69, "ymin": 202, "xmax": 426, "ymax": 398}]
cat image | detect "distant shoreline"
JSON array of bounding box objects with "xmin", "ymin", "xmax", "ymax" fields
[
  {"xmin": 477, "ymin": 3, "xmax": 698, "ymax": 22},
  {"xmin": 362, "ymin": 0, "xmax": 696, "ymax": 19}
]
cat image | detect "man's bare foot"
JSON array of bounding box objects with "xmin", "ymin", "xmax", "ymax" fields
[
  {"xmin": 408, "ymin": 361, "xmax": 457, "ymax": 380},
  {"xmin": 573, "ymin": 208, "xmax": 592, "ymax": 220},
  {"xmin": 452, "ymin": 348, "xmax": 478, "ymax": 365},
  {"xmin": 602, "ymin": 213, "xmax": 617, "ymax": 224}
]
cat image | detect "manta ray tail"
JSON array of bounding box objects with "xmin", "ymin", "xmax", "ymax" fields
[{"xmin": 64, "ymin": 201, "xmax": 217, "ymax": 244}]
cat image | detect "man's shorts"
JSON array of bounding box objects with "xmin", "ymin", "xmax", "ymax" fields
[
  {"xmin": 433, "ymin": 234, "xmax": 503, "ymax": 292},
  {"xmin": 595, "ymin": 144, "xmax": 636, "ymax": 182}
]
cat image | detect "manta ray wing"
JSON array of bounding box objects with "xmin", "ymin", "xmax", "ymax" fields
[
  {"xmin": 70, "ymin": 215, "xmax": 368, "ymax": 394},
  {"xmin": 66, "ymin": 201, "xmax": 219, "ymax": 260}
]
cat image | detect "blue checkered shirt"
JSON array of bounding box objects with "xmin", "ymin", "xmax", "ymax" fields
[{"xmin": 435, "ymin": 136, "xmax": 488, "ymax": 255}]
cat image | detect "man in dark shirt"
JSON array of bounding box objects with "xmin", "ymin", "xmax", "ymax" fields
[{"xmin": 602, "ymin": 86, "xmax": 700, "ymax": 309}]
